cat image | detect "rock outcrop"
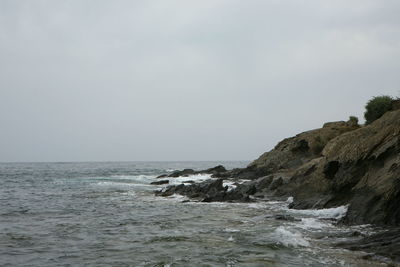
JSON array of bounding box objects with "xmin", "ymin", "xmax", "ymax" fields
[
  {"xmin": 248, "ymin": 119, "xmax": 360, "ymax": 172},
  {"xmin": 155, "ymin": 179, "xmax": 251, "ymax": 202},
  {"xmin": 157, "ymin": 165, "xmax": 227, "ymax": 178},
  {"xmin": 337, "ymin": 228, "xmax": 400, "ymax": 262},
  {"xmin": 154, "ymin": 109, "xmax": 400, "ymax": 261},
  {"xmin": 156, "ymin": 111, "xmax": 400, "ymax": 226},
  {"xmin": 282, "ymin": 110, "xmax": 400, "ymax": 226}
]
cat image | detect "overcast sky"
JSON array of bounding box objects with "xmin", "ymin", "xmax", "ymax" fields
[{"xmin": 1, "ymin": 0, "xmax": 399, "ymax": 162}]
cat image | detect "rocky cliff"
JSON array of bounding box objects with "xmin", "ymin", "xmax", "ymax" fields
[
  {"xmin": 157, "ymin": 109, "xmax": 400, "ymax": 226},
  {"xmin": 155, "ymin": 108, "xmax": 400, "ymax": 262}
]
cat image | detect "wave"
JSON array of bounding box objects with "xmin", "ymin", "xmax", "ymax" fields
[
  {"xmin": 272, "ymin": 226, "xmax": 310, "ymax": 247},
  {"xmin": 288, "ymin": 205, "xmax": 349, "ymax": 220}
]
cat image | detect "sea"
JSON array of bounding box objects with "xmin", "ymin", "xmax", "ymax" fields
[{"xmin": 0, "ymin": 161, "xmax": 389, "ymax": 266}]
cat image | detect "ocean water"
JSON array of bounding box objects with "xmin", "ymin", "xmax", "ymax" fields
[{"xmin": 0, "ymin": 162, "xmax": 387, "ymax": 266}]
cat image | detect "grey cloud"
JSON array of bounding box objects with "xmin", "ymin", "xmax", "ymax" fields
[{"xmin": 0, "ymin": 0, "xmax": 399, "ymax": 162}]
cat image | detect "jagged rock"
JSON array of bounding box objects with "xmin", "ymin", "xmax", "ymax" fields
[
  {"xmin": 150, "ymin": 180, "xmax": 169, "ymax": 185},
  {"xmin": 337, "ymin": 228, "xmax": 400, "ymax": 262},
  {"xmin": 281, "ymin": 110, "xmax": 400, "ymax": 226},
  {"xmin": 248, "ymin": 120, "xmax": 359, "ymax": 173},
  {"xmin": 155, "ymin": 109, "xmax": 400, "ymax": 228},
  {"xmin": 214, "ymin": 165, "xmax": 270, "ymax": 180},
  {"xmin": 156, "ymin": 179, "xmax": 252, "ymax": 202},
  {"xmin": 269, "ymin": 177, "xmax": 284, "ymax": 190},
  {"xmin": 157, "ymin": 165, "xmax": 228, "ymax": 179}
]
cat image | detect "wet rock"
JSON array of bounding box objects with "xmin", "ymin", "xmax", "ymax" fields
[
  {"xmin": 150, "ymin": 180, "xmax": 169, "ymax": 185},
  {"xmin": 168, "ymin": 169, "xmax": 195, "ymax": 177},
  {"xmin": 274, "ymin": 214, "xmax": 300, "ymax": 222},
  {"xmin": 157, "ymin": 165, "xmax": 228, "ymax": 179},
  {"xmin": 215, "ymin": 165, "xmax": 270, "ymax": 180},
  {"xmin": 156, "ymin": 178, "xmax": 252, "ymax": 202},
  {"xmin": 337, "ymin": 228, "xmax": 400, "ymax": 262},
  {"xmin": 155, "ymin": 109, "xmax": 400, "ymax": 228}
]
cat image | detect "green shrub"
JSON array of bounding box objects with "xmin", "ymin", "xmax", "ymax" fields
[
  {"xmin": 348, "ymin": 116, "xmax": 359, "ymax": 126},
  {"xmin": 364, "ymin": 95, "xmax": 393, "ymax": 124}
]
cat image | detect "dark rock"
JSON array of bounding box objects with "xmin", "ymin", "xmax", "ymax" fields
[
  {"xmin": 323, "ymin": 161, "xmax": 340, "ymax": 179},
  {"xmin": 155, "ymin": 109, "xmax": 400, "ymax": 228},
  {"xmin": 168, "ymin": 169, "xmax": 195, "ymax": 177},
  {"xmin": 255, "ymin": 176, "xmax": 274, "ymax": 190},
  {"xmin": 204, "ymin": 165, "xmax": 227, "ymax": 174},
  {"xmin": 269, "ymin": 177, "xmax": 283, "ymax": 190},
  {"xmin": 156, "ymin": 165, "xmax": 229, "ymax": 179},
  {"xmin": 156, "ymin": 179, "xmax": 225, "ymax": 198},
  {"xmin": 274, "ymin": 214, "xmax": 301, "ymax": 222},
  {"xmin": 156, "ymin": 178, "xmax": 252, "ymax": 202},
  {"xmin": 183, "ymin": 180, "xmax": 195, "ymax": 184},
  {"xmin": 215, "ymin": 165, "xmax": 270, "ymax": 180},
  {"xmin": 337, "ymin": 228, "xmax": 400, "ymax": 262},
  {"xmin": 150, "ymin": 180, "xmax": 169, "ymax": 185}
]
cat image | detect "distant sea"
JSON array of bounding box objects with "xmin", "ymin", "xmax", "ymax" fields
[{"xmin": 0, "ymin": 161, "xmax": 381, "ymax": 266}]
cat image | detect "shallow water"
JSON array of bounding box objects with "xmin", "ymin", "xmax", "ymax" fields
[{"xmin": 0, "ymin": 162, "xmax": 391, "ymax": 266}]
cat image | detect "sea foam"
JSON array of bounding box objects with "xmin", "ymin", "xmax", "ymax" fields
[
  {"xmin": 272, "ymin": 226, "xmax": 310, "ymax": 247},
  {"xmin": 288, "ymin": 205, "xmax": 349, "ymax": 220}
]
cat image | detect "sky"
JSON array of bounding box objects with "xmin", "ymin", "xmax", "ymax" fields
[{"xmin": 1, "ymin": 0, "xmax": 400, "ymax": 162}]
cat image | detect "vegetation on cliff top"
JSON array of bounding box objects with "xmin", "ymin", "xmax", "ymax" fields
[{"xmin": 364, "ymin": 95, "xmax": 394, "ymax": 124}]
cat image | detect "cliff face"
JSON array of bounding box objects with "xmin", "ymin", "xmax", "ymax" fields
[
  {"xmin": 248, "ymin": 120, "xmax": 359, "ymax": 173},
  {"xmin": 210, "ymin": 109, "xmax": 400, "ymax": 226},
  {"xmin": 287, "ymin": 110, "xmax": 400, "ymax": 225},
  {"xmin": 157, "ymin": 109, "xmax": 400, "ymax": 226},
  {"xmin": 256, "ymin": 109, "xmax": 400, "ymax": 226}
]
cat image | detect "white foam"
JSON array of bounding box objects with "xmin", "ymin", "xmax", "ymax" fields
[
  {"xmin": 228, "ymin": 236, "xmax": 235, "ymax": 242},
  {"xmin": 288, "ymin": 205, "xmax": 348, "ymax": 220},
  {"xmin": 248, "ymin": 203, "xmax": 268, "ymax": 209},
  {"xmin": 272, "ymin": 226, "xmax": 310, "ymax": 247},
  {"xmin": 287, "ymin": 196, "xmax": 294, "ymax": 204},
  {"xmin": 96, "ymin": 181, "xmax": 138, "ymax": 187},
  {"xmin": 224, "ymin": 228, "xmax": 240, "ymax": 233},
  {"xmin": 223, "ymin": 181, "xmax": 237, "ymax": 191},
  {"xmin": 298, "ymin": 218, "xmax": 330, "ymax": 230},
  {"xmin": 168, "ymin": 174, "xmax": 213, "ymax": 185}
]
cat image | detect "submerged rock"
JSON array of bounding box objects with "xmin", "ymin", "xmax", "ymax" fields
[
  {"xmin": 274, "ymin": 214, "xmax": 301, "ymax": 222},
  {"xmin": 337, "ymin": 228, "xmax": 400, "ymax": 263},
  {"xmin": 155, "ymin": 110, "xmax": 400, "ymax": 227},
  {"xmin": 150, "ymin": 180, "xmax": 169, "ymax": 185}
]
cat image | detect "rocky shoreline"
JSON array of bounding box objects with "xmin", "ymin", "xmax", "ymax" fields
[{"xmin": 154, "ymin": 107, "xmax": 400, "ymax": 263}]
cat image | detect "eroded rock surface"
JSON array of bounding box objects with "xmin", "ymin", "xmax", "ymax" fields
[{"xmin": 154, "ymin": 110, "xmax": 400, "ymax": 260}]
